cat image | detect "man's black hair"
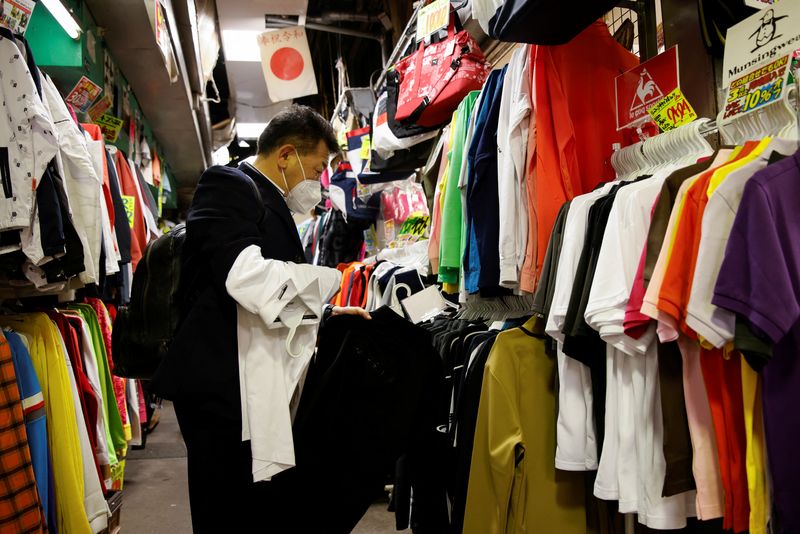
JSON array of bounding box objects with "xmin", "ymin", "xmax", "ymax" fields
[{"xmin": 256, "ymin": 104, "xmax": 339, "ymax": 156}]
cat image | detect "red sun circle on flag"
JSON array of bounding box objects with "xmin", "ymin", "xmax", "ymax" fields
[{"xmin": 270, "ymin": 47, "xmax": 304, "ymax": 81}]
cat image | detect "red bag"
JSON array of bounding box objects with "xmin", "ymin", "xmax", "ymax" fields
[{"xmin": 394, "ymin": 17, "xmax": 490, "ymax": 128}]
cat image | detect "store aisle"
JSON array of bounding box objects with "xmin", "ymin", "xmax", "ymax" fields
[
  {"xmin": 123, "ymin": 402, "xmax": 396, "ymax": 533},
  {"xmin": 124, "ymin": 402, "xmax": 192, "ymax": 533}
]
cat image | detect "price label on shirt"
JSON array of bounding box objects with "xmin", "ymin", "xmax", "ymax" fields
[
  {"xmin": 359, "ymin": 135, "xmax": 371, "ymax": 160},
  {"xmin": 721, "ymin": 54, "xmax": 790, "ymax": 122},
  {"xmin": 121, "ymin": 195, "xmax": 136, "ymax": 228},
  {"xmin": 647, "ymin": 88, "xmax": 698, "ymax": 132},
  {"xmin": 416, "ymin": 0, "xmax": 450, "ymax": 41}
]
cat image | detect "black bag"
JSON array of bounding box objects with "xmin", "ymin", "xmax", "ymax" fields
[
  {"xmin": 112, "ymin": 224, "xmax": 185, "ymax": 379},
  {"xmin": 488, "ymin": 0, "xmax": 621, "ymax": 45},
  {"xmin": 386, "ymin": 70, "xmax": 442, "ymax": 139}
]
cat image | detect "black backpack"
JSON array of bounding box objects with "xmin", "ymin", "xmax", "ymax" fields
[{"xmin": 112, "ymin": 224, "xmax": 185, "ymax": 379}]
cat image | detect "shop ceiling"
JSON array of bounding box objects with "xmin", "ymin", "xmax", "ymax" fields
[
  {"xmin": 216, "ymin": 0, "xmax": 416, "ymax": 139},
  {"xmin": 83, "ymin": 0, "xmax": 212, "ymax": 207}
]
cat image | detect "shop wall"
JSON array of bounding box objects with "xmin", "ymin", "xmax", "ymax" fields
[{"xmin": 661, "ymin": 0, "xmax": 720, "ymax": 122}]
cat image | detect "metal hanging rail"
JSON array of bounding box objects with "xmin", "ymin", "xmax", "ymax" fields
[{"xmin": 372, "ymin": 1, "xmax": 424, "ymax": 92}]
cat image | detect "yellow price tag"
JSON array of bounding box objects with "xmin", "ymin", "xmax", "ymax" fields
[
  {"xmin": 121, "ymin": 195, "xmax": 136, "ymax": 228},
  {"xmin": 647, "ymin": 88, "xmax": 698, "ymax": 132},
  {"xmin": 359, "ymin": 135, "xmax": 371, "ymax": 160}
]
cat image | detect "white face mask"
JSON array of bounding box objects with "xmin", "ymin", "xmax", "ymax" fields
[{"xmin": 281, "ymin": 149, "xmax": 322, "ymax": 214}]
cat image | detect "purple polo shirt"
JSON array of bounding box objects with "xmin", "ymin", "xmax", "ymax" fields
[{"xmin": 712, "ymin": 150, "xmax": 800, "ymax": 534}]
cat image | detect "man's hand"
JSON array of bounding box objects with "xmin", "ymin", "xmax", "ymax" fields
[{"xmin": 331, "ymin": 306, "xmax": 372, "ymax": 320}]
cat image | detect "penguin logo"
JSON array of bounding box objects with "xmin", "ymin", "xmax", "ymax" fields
[{"xmin": 749, "ymin": 9, "xmax": 788, "ymax": 53}]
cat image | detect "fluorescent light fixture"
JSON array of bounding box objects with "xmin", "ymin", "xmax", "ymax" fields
[
  {"xmin": 41, "ymin": 0, "xmax": 82, "ymax": 40},
  {"xmin": 221, "ymin": 30, "xmax": 263, "ymax": 62},
  {"xmin": 236, "ymin": 122, "xmax": 268, "ymax": 139},
  {"xmin": 238, "ymin": 139, "xmax": 251, "ymax": 148}
]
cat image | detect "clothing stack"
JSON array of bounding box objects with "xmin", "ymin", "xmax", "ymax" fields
[{"xmin": 0, "ymin": 297, "xmax": 146, "ymax": 533}]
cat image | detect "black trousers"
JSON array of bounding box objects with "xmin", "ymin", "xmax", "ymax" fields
[{"xmin": 174, "ymin": 399, "xmax": 285, "ymax": 533}]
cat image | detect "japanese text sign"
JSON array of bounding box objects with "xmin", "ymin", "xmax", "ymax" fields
[
  {"xmin": 96, "ymin": 113, "xmax": 124, "ymax": 143},
  {"xmin": 648, "ymin": 88, "xmax": 698, "ymax": 131},
  {"xmin": 721, "ymin": 54, "xmax": 790, "ymax": 121},
  {"xmin": 65, "ymin": 76, "xmax": 102, "ymax": 113},
  {"xmin": 723, "ymin": 0, "xmax": 800, "ymax": 87}
]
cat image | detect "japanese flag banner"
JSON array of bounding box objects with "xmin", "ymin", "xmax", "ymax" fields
[{"xmin": 258, "ymin": 27, "xmax": 318, "ymax": 103}]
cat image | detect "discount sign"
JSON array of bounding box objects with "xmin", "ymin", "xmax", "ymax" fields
[
  {"xmin": 648, "ymin": 88, "xmax": 698, "ymax": 131},
  {"xmin": 722, "ymin": 54, "xmax": 790, "ymax": 121}
]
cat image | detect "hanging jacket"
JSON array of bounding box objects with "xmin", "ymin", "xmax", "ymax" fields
[
  {"xmin": 0, "ymin": 30, "xmax": 58, "ymax": 232},
  {"xmin": 41, "ymin": 75, "xmax": 102, "ymax": 284},
  {"xmin": 151, "ymin": 162, "xmax": 306, "ymax": 419}
]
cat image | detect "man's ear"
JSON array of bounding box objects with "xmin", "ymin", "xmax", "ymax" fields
[{"xmin": 276, "ymin": 144, "xmax": 295, "ymax": 169}]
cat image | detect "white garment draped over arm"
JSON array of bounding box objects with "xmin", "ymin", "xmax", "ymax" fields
[{"xmin": 225, "ymin": 245, "xmax": 341, "ymax": 482}]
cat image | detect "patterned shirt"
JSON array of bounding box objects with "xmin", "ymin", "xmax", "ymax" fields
[{"xmin": 0, "ymin": 329, "xmax": 46, "ymax": 533}]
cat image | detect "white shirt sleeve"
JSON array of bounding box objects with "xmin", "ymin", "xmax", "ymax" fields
[
  {"xmin": 226, "ymin": 245, "xmax": 341, "ymax": 482},
  {"xmin": 497, "ymin": 46, "xmax": 531, "ymax": 288}
]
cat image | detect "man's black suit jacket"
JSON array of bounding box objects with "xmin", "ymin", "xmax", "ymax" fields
[{"xmin": 152, "ymin": 162, "xmax": 305, "ymax": 422}]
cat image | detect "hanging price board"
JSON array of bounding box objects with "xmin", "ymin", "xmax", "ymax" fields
[
  {"xmin": 96, "ymin": 113, "xmax": 124, "ymax": 143},
  {"xmin": 65, "ymin": 76, "xmax": 102, "ymax": 113},
  {"xmin": 87, "ymin": 95, "xmax": 113, "ymax": 122},
  {"xmin": 648, "ymin": 88, "xmax": 698, "ymax": 131},
  {"xmin": 721, "ymin": 54, "xmax": 790, "ymax": 121},
  {"xmin": 416, "ymin": 0, "xmax": 450, "ymax": 41},
  {"xmin": 0, "ymin": 0, "xmax": 35, "ymax": 35}
]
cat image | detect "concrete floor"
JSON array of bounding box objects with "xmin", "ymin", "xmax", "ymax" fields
[{"xmin": 122, "ymin": 402, "xmax": 397, "ymax": 533}]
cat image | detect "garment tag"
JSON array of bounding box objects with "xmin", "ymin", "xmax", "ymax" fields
[
  {"xmin": 445, "ymin": 39, "xmax": 456, "ymax": 58},
  {"xmin": 401, "ymin": 285, "xmax": 450, "ymax": 324},
  {"xmin": 359, "ymin": 135, "xmax": 371, "ymax": 160}
]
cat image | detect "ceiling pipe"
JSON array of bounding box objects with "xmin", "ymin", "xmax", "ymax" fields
[
  {"xmin": 265, "ymin": 15, "xmax": 388, "ymax": 64},
  {"xmin": 315, "ymin": 12, "xmax": 378, "ymax": 24}
]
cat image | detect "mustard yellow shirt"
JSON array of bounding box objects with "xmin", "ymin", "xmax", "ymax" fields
[{"xmin": 464, "ymin": 317, "xmax": 587, "ymax": 534}]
